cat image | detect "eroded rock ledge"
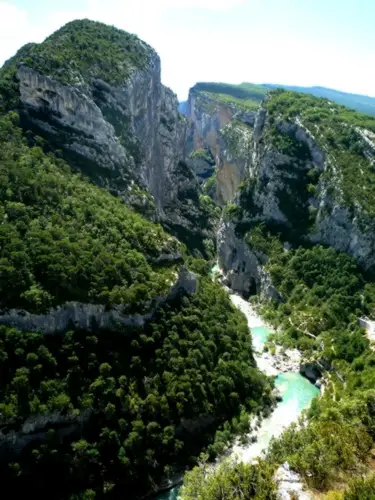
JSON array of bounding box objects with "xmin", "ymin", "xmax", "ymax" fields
[{"xmin": 0, "ymin": 267, "xmax": 198, "ymax": 334}]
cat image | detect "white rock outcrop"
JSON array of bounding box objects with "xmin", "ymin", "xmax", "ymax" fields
[{"xmin": 275, "ymin": 462, "xmax": 312, "ymax": 500}]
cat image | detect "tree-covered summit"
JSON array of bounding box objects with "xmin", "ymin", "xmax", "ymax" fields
[{"xmin": 2, "ymin": 19, "xmax": 152, "ymax": 86}]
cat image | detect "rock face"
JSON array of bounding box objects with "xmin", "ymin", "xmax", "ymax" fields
[
  {"xmin": 0, "ymin": 410, "xmax": 91, "ymax": 457},
  {"xmin": 275, "ymin": 462, "xmax": 312, "ymax": 500},
  {"xmin": 0, "ymin": 267, "xmax": 198, "ymax": 334},
  {"xmin": 216, "ymin": 120, "xmax": 254, "ymax": 206},
  {"xmin": 217, "ymin": 220, "xmax": 280, "ymax": 299},
  {"xmin": 187, "ymin": 157, "xmax": 215, "ymax": 182},
  {"xmin": 299, "ymin": 361, "xmax": 323, "ymax": 384},
  {"xmin": 217, "ymin": 98, "xmax": 375, "ymax": 295},
  {"xmin": 187, "ymin": 91, "xmax": 236, "ymax": 154},
  {"xmin": 8, "ymin": 27, "xmax": 217, "ymax": 253},
  {"xmin": 17, "ymin": 55, "xmax": 186, "ymax": 218},
  {"xmin": 186, "ymin": 89, "xmax": 257, "ymax": 205}
]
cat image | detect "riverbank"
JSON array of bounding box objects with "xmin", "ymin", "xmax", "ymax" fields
[
  {"xmin": 228, "ymin": 293, "xmax": 319, "ymax": 465},
  {"xmin": 229, "ymin": 294, "xmax": 304, "ymax": 375},
  {"xmin": 155, "ymin": 290, "xmax": 320, "ymax": 500}
]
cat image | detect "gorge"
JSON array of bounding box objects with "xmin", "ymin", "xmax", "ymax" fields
[
  {"xmin": 159, "ymin": 289, "xmax": 319, "ymax": 500},
  {"xmin": 0, "ymin": 18, "xmax": 375, "ymax": 500}
]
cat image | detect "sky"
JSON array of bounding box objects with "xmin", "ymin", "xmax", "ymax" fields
[{"xmin": 0, "ymin": 0, "xmax": 374, "ymax": 100}]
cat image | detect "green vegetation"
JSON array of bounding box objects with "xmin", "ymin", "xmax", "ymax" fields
[
  {"xmin": 191, "ymin": 82, "xmax": 267, "ymax": 112},
  {"xmin": 202, "ymin": 92, "xmax": 260, "ymax": 111},
  {"xmin": 0, "ymin": 111, "xmax": 180, "ymax": 313},
  {"xmin": 189, "ymin": 219, "xmax": 375, "ymax": 495},
  {"xmin": 189, "ymin": 148, "xmax": 215, "ymax": 165},
  {"xmin": 266, "ymin": 90, "xmax": 375, "ymax": 214},
  {"xmin": 0, "ymin": 278, "xmax": 271, "ymax": 498},
  {"xmin": 202, "ymin": 173, "xmax": 217, "ymax": 199},
  {"xmin": 267, "ymin": 392, "xmax": 374, "ymax": 489},
  {"xmin": 0, "ymin": 20, "xmax": 273, "ymax": 500},
  {"xmin": 199, "ymin": 194, "xmax": 221, "ymax": 222},
  {"xmin": 2, "ymin": 19, "xmax": 150, "ymax": 86},
  {"xmin": 192, "ymin": 82, "xmax": 267, "ymax": 103},
  {"xmin": 343, "ymin": 474, "xmax": 375, "ymax": 499},
  {"xmin": 246, "ymin": 224, "xmax": 375, "ymax": 490},
  {"xmin": 220, "ymin": 120, "xmax": 253, "ymax": 158},
  {"xmin": 181, "ymin": 457, "xmax": 277, "ymax": 499},
  {"xmin": 265, "ymin": 84, "xmax": 375, "ymax": 117},
  {"xmin": 3, "ymin": 18, "xmax": 375, "ymax": 500},
  {"xmin": 0, "ymin": 84, "xmax": 269, "ymax": 497},
  {"xmin": 259, "ymin": 237, "xmax": 366, "ymax": 356}
]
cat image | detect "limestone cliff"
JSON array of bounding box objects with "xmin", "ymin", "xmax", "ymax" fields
[
  {"xmin": 186, "ymin": 83, "xmax": 259, "ymax": 206},
  {"xmin": 16, "ymin": 52, "xmax": 185, "ymax": 217},
  {"xmin": 217, "ymin": 90, "xmax": 375, "ymax": 293},
  {"xmin": 2, "ymin": 20, "xmax": 215, "ymax": 254},
  {"xmin": 0, "ymin": 266, "xmax": 197, "ymax": 335},
  {"xmin": 215, "ymin": 120, "xmax": 254, "ymax": 206}
]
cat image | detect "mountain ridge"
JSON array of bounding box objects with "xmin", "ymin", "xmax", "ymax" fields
[
  {"xmin": 180, "ymin": 81, "xmax": 375, "ymax": 116},
  {"xmin": 1, "ymin": 18, "xmax": 375, "ymax": 500},
  {"xmin": 0, "ymin": 20, "xmax": 270, "ymax": 498}
]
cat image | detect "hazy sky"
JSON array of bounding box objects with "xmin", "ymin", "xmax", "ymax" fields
[{"xmin": 1, "ymin": 0, "xmax": 374, "ymax": 100}]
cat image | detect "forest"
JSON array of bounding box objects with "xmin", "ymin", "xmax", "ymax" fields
[
  {"xmin": 0, "ymin": 107, "xmax": 271, "ymax": 498},
  {"xmin": 1, "ymin": 16, "xmax": 375, "ymax": 500}
]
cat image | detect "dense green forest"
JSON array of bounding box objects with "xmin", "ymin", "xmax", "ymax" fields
[
  {"xmin": 0, "ymin": 112, "xmax": 181, "ymax": 313},
  {"xmin": 0, "ymin": 89, "xmax": 270, "ymax": 498},
  {"xmin": 0, "ymin": 278, "xmax": 272, "ymax": 498},
  {"xmin": 187, "ymin": 222, "xmax": 375, "ymax": 497},
  {"xmin": 2, "ymin": 20, "xmax": 150, "ymax": 87}
]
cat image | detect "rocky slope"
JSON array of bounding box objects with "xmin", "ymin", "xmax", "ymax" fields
[
  {"xmin": 0, "ymin": 20, "xmax": 215, "ymax": 256},
  {"xmin": 185, "ymin": 83, "xmax": 264, "ymax": 206},
  {"xmin": 0, "ymin": 23, "xmax": 274, "ymax": 499},
  {"xmin": 215, "ymin": 90, "xmax": 375, "ymax": 294}
]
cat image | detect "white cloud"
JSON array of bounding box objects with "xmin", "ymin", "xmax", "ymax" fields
[
  {"xmin": 0, "ymin": 0, "xmax": 373, "ymax": 101},
  {"xmin": 156, "ymin": 0, "xmax": 245, "ymax": 10},
  {"xmin": 0, "ymin": 2, "xmax": 28, "ymax": 35},
  {"xmin": 0, "ymin": 2, "xmax": 30, "ymax": 63}
]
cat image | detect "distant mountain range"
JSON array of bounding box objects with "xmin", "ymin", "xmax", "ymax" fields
[
  {"xmin": 263, "ymin": 84, "xmax": 375, "ymax": 116},
  {"xmin": 180, "ymin": 82, "xmax": 375, "ymax": 116}
]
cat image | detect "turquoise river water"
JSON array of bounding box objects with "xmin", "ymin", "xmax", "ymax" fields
[{"xmin": 155, "ymin": 297, "xmax": 319, "ymax": 500}]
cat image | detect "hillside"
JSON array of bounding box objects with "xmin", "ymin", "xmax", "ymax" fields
[
  {"xmin": 0, "ymin": 20, "xmax": 272, "ymax": 499},
  {"xmin": 189, "ymin": 82, "xmax": 267, "ymax": 111},
  {"xmin": 2, "ymin": 17, "xmax": 375, "ymax": 500},
  {"xmin": 0, "ymin": 19, "xmax": 218, "ymax": 258},
  {"xmin": 183, "ymin": 83, "xmax": 375, "ymax": 498},
  {"xmin": 220, "ymin": 89, "xmax": 375, "ymax": 279},
  {"xmin": 264, "ymin": 83, "xmax": 375, "ymax": 116}
]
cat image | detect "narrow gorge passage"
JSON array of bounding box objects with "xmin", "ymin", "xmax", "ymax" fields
[{"xmin": 156, "ymin": 293, "xmax": 319, "ymax": 499}]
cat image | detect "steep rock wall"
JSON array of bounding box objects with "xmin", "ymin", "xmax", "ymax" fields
[
  {"xmin": 187, "ymin": 90, "xmax": 258, "ymax": 205},
  {"xmin": 188, "ymin": 91, "xmax": 235, "ymax": 155},
  {"xmin": 17, "ymin": 55, "xmax": 187, "ymax": 217},
  {"xmin": 216, "ymin": 120, "xmax": 254, "ymax": 206},
  {"xmin": 217, "ymin": 220, "xmax": 280, "ymax": 299},
  {"xmin": 218, "ymin": 101, "xmax": 375, "ymax": 294}
]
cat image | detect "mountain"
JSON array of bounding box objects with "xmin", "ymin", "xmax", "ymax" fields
[
  {"xmin": 0, "ymin": 20, "xmax": 271, "ymax": 499},
  {"xmin": 263, "ymin": 83, "xmax": 375, "ymax": 115},
  {"xmin": 184, "ymin": 83, "xmax": 375, "ymax": 497},
  {"xmin": 183, "ymin": 82, "xmax": 267, "ymax": 206},
  {"xmin": 1, "ymin": 18, "xmax": 375, "ymax": 500},
  {"xmin": 0, "ymin": 20, "xmax": 218, "ymax": 257}
]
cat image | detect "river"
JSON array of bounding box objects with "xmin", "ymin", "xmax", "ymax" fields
[{"xmin": 156, "ymin": 293, "xmax": 319, "ymax": 499}]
